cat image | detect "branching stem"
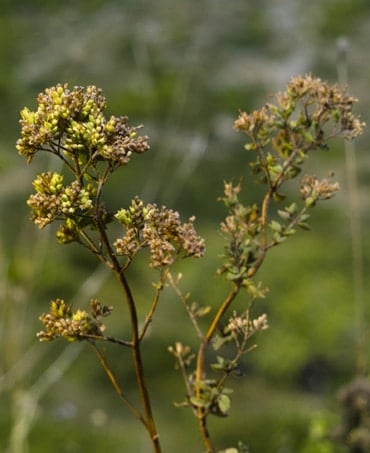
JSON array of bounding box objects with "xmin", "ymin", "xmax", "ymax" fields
[{"xmin": 95, "ymin": 211, "xmax": 161, "ymax": 452}]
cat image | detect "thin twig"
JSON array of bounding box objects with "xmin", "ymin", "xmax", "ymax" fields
[
  {"xmin": 90, "ymin": 342, "xmax": 146, "ymax": 425},
  {"xmin": 167, "ymin": 271, "xmax": 204, "ymax": 340},
  {"xmin": 82, "ymin": 333, "xmax": 132, "ymax": 347},
  {"xmin": 139, "ymin": 270, "xmax": 167, "ymax": 341}
]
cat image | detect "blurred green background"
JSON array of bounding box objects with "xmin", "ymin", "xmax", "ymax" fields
[{"xmin": 1, "ymin": 0, "xmax": 369, "ymax": 451}]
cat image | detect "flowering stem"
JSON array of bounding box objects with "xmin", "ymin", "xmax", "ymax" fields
[
  {"xmin": 115, "ymin": 269, "xmax": 161, "ymax": 453},
  {"xmin": 139, "ymin": 270, "xmax": 166, "ymax": 341},
  {"xmin": 195, "ymin": 283, "xmax": 241, "ymax": 394},
  {"xmin": 194, "ymin": 184, "xmax": 274, "ymax": 450},
  {"xmin": 194, "ymin": 283, "xmax": 240, "ymax": 453},
  {"xmin": 94, "ymin": 213, "xmax": 161, "ymax": 452}
]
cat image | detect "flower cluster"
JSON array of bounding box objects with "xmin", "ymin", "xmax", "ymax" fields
[
  {"xmin": 27, "ymin": 171, "xmax": 95, "ymax": 230},
  {"xmin": 282, "ymin": 74, "xmax": 365, "ymax": 139},
  {"xmin": 100, "ymin": 116, "xmax": 149, "ymax": 165},
  {"xmin": 234, "ymin": 74, "xmax": 365, "ymax": 146},
  {"xmin": 168, "ymin": 342, "xmax": 195, "ymax": 370},
  {"xmin": 233, "ymin": 75, "xmax": 364, "ymax": 192},
  {"xmin": 37, "ymin": 298, "xmax": 112, "ymax": 342},
  {"xmin": 225, "ymin": 311, "xmax": 269, "ymax": 337},
  {"xmin": 16, "ymin": 84, "xmax": 149, "ymax": 167},
  {"xmin": 300, "ymin": 174, "xmax": 340, "ymax": 207},
  {"xmin": 114, "ymin": 196, "xmax": 205, "ymax": 268}
]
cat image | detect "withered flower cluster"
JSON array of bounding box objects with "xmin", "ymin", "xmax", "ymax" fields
[
  {"xmin": 234, "ymin": 74, "xmax": 364, "ymax": 196},
  {"xmin": 300, "ymin": 174, "xmax": 340, "ymax": 207},
  {"xmin": 217, "ymin": 74, "xmax": 365, "ymax": 291},
  {"xmin": 225, "ymin": 311, "xmax": 269, "ymax": 341},
  {"xmin": 37, "ymin": 298, "xmax": 112, "ymax": 342},
  {"xmin": 234, "ymin": 74, "xmax": 364, "ymax": 145},
  {"xmin": 114, "ymin": 196, "xmax": 205, "ymax": 268}
]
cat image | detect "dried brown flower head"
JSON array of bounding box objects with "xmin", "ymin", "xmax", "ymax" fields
[{"xmin": 114, "ymin": 197, "xmax": 205, "ymax": 268}]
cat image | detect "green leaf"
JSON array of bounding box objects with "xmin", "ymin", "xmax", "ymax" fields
[
  {"xmin": 210, "ymin": 356, "xmax": 226, "ymax": 371},
  {"xmin": 277, "ymin": 209, "xmax": 291, "ymax": 220},
  {"xmin": 222, "ymin": 387, "xmax": 234, "ymax": 395},
  {"xmin": 300, "ymin": 213, "xmax": 310, "ymax": 222},
  {"xmin": 272, "ymin": 191, "xmax": 286, "ymax": 202},
  {"xmin": 286, "ymin": 202, "xmax": 297, "ymax": 214},
  {"xmin": 190, "ymin": 396, "xmax": 208, "ymax": 409},
  {"xmin": 244, "ymin": 143, "xmax": 257, "ymax": 151},
  {"xmin": 269, "ymin": 220, "xmax": 282, "ymax": 232},
  {"xmin": 226, "ymin": 266, "xmax": 246, "ymax": 281},
  {"xmin": 298, "ymin": 222, "xmax": 311, "ymax": 231},
  {"xmin": 249, "ymin": 161, "xmax": 262, "ymax": 174},
  {"xmin": 283, "ymin": 227, "xmax": 296, "ymax": 236},
  {"xmin": 272, "ymin": 232, "xmax": 287, "ymax": 243},
  {"xmin": 302, "ymin": 130, "xmax": 314, "ymax": 143},
  {"xmin": 286, "ymin": 165, "xmax": 301, "ymax": 179},
  {"xmin": 217, "ymin": 394, "xmax": 231, "ymax": 415},
  {"xmin": 243, "ymin": 279, "xmax": 267, "ymax": 299},
  {"xmin": 305, "ymin": 196, "xmax": 316, "ymax": 208},
  {"xmin": 211, "ymin": 357, "xmax": 238, "ymax": 373},
  {"xmin": 195, "ymin": 305, "xmax": 211, "ymax": 317},
  {"xmin": 213, "ymin": 334, "xmax": 232, "ymax": 351},
  {"xmin": 173, "ymin": 400, "xmax": 190, "ymax": 408}
]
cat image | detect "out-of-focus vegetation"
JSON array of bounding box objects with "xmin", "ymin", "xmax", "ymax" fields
[{"xmin": 1, "ymin": 1, "xmax": 369, "ymax": 452}]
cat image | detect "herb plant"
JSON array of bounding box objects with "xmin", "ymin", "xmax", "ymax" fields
[{"xmin": 17, "ymin": 74, "xmax": 364, "ymax": 452}]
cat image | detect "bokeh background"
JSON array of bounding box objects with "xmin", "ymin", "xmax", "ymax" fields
[{"xmin": 1, "ymin": 1, "xmax": 370, "ymax": 451}]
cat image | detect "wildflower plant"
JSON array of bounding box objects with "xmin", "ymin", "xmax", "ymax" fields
[{"xmin": 17, "ymin": 75, "xmax": 364, "ymax": 452}]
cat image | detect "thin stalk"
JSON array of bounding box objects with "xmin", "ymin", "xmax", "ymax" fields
[
  {"xmin": 337, "ymin": 38, "xmax": 366, "ymax": 374},
  {"xmin": 83, "ymin": 333, "xmax": 132, "ymax": 347},
  {"xmin": 115, "ymin": 270, "xmax": 161, "ymax": 453},
  {"xmin": 95, "ymin": 217, "xmax": 161, "ymax": 452},
  {"xmin": 193, "ymin": 283, "xmax": 240, "ymax": 453},
  {"xmin": 194, "ymin": 185, "xmax": 273, "ymax": 451},
  {"xmin": 167, "ymin": 271, "xmax": 204, "ymax": 340},
  {"xmin": 199, "ymin": 416, "xmax": 215, "ymax": 453},
  {"xmin": 139, "ymin": 270, "xmax": 166, "ymax": 341},
  {"xmin": 91, "ymin": 342, "xmax": 145, "ymax": 425}
]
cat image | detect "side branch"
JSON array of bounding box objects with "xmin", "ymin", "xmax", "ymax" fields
[{"xmin": 90, "ymin": 342, "xmax": 145, "ymax": 425}]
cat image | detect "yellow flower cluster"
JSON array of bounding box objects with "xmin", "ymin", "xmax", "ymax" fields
[
  {"xmin": 16, "ymin": 84, "xmax": 149, "ymax": 166},
  {"xmin": 37, "ymin": 298, "xmax": 111, "ymax": 342}
]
